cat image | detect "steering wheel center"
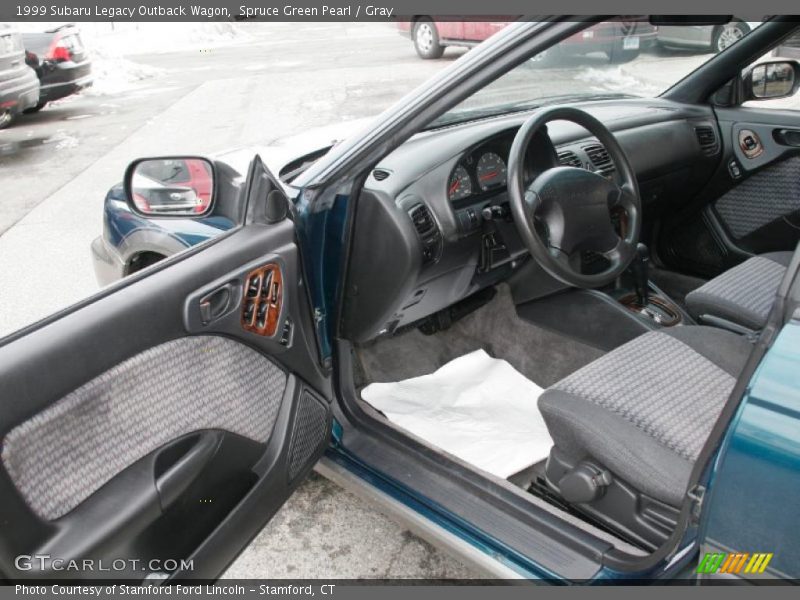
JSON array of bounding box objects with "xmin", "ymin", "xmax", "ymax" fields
[{"xmin": 530, "ymin": 166, "xmax": 620, "ymax": 256}]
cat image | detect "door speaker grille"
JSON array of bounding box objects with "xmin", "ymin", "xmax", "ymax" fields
[{"xmin": 288, "ymin": 391, "xmax": 329, "ymax": 481}]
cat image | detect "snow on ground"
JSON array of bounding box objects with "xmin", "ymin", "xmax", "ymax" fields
[
  {"xmin": 578, "ymin": 53, "xmax": 714, "ymax": 98},
  {"xmin": 577, "ymin": 65, "xmax": 663, "ymax": 97},
  {"xmin": 11, "ymin": 22, "xmax": 255, "ymax": 95},
  {"xmin": 84, "ymin": 22, "xmax": 254, "ymax": 95},
  {"xmin": 12, "ymin": 21, "xmax": 253, "ymax": 54},
  {"xmin": 83, "ymin": 54, "xmax": 166, "ymax": 96},
  {"xmin": 79, "ymin": 22, "xmax": 255, "ymax": 55},
  {"xmin": 43, "ymin": 130, "xmax": 80, "ymax": 150}
]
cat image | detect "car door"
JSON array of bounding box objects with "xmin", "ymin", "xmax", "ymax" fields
[
  {"xmin": 434, "ymin": 20, "xmax": 465, "ymax": 41},
  {"xmin": 696, "ymin": 249, "xmax": 800, "ymax": 582},
  {"xmin": 461, "ymin": 21, "xmax": 508, "ymax": 42},
  {"xmin": 658, "ymin": 58, "xmax": 800, "ymax": 277},
  {"xmin": 710, "ymin": 103, "xmax": 800, "ymax": 260},
  {"xmin": 0, "ymin": 156, "xmax": 332, "ymax": 582}
]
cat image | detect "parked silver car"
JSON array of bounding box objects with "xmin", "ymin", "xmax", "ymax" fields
[
  {"xmin": 0, "ymin": 24, "xmax": 40, "ymax": 129},
  {"xmin": 657, "ymin": 21, "xmax": 755, "ymax": 53}
]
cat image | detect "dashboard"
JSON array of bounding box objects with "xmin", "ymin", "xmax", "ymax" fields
[{"xmin": 342, "ymin": 98, "xmax": 723, "ymax": 342}]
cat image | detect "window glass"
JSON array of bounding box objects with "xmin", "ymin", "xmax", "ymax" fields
[{"xmin": 434, "ymin": 19, "xmax": 762, "ymax": 128}]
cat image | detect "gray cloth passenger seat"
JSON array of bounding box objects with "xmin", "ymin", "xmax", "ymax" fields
[{"xmin": 685, "ymin": 251, "xmax": 792, "ymax": 331}]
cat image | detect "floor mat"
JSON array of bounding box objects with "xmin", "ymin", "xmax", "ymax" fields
[
  {"xmin": 361, "ymin": 350, "xmax": 553, "ymax": 479},
  {"xmin": 356, "ymin": 285, "xmax": 603, "ymax": 389}
]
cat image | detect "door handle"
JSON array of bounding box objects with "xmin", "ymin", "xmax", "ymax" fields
[
  {"xmin": 774, "ymin": 128, "xmax": 800, "ymax": 147},
  {"xmin": 155, "ymin": 431, "xmax": 221, "ymax": 510},
  {"xmin": 199, "ymin": 284, "xmax": 234, "ymax": 325}
]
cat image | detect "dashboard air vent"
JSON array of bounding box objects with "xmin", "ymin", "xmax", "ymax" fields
[
  {"xmin": 557, "ymin": 150, "xmax": 582, "ymax": 168},
  {"xmin": 408, "ymin": 204, "xmax": 441, "ymax": 265},
  {"xmin": 409, "ymin": 204, "xmax": 436, "ymax": 237},
  {"xmin": 695, "ymin": 126, "xmax": 720, "ymax": 156},
  {"xmin": 584, "ymin": 143, "xmax": 615, "ymax": 177},
  {"xmin": 372, "ymin": 169, "xmax": 391, "ymax": 181}
]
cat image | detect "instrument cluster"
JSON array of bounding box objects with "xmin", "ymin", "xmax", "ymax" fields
[
  {"xmin": 447, "ymin": 150, "xmax": 509, "ymax": 202},
  {"xmin": 447, "ymin": 129, "xmax": 556, "ymax": 204}
]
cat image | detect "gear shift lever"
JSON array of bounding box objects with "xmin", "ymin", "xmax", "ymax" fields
[{"xmin": 630, "ymin": 243, "xmax": 650, "ymax": 306}]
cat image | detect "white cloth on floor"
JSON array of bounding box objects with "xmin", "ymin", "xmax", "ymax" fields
[{"xmin": 361, "ymin": 349, "xmax": 553, "ymax": 479}]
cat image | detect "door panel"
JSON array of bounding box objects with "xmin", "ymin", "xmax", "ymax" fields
[
  {"xmin": 0, "ymin": 167, "xmax": 331, "ymax": 581},
  {"xmin": 714, "ymin": 154, "xmax": 800, "ymax": 246},
  {"xmin": 711, "ymin": 108, "xmax": 800, "ymax": 256},
  {"xmin": 659, "ymin": 107, "xmax": 800, "ymax": 276},
  {"xmin": 2, "ymin": 336, "xmax": 286, "ymax": 521}
]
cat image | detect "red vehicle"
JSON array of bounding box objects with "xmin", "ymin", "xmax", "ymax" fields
[
  {"xmin": 398, "ymin": 18, "xmax": 657, "ymax": 62},
  {"xmin": 132, "ymin": 158, "xmax": 214, "ymax": 215}
]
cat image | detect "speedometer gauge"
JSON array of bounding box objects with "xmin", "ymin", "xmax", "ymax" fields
[
  {"xmin": 447, "ymin": 165, "xmax": 472, "ymax": 201},
  {"xmin": 476, "ymin": 152, "xmax": 507, "ymax": 191}
]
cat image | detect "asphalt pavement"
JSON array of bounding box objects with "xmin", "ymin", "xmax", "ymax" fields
[
  {"xmin": 222, "ymin": 473, "xmax": 476, "ymax": 579},
  {"xmin": 0, "ymin": 22, "xmax": 717, "ymax": 578}
]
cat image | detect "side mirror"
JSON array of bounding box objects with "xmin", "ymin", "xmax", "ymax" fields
[
  {"xmin": 124, "ymin": 157, "xmax": 215, "ymax": 217},
  {"xmin": 744, "ymin": 60, "xmax": 800, "ymax": 101}
]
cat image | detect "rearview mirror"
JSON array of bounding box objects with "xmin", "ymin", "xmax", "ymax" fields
[
  {"xmin": 745, "ymin": 60, "xmax": 800, "ymax": 101},
  {"xmin": 125, "ymin": 157, "xmax": 215, "ymax": 217}
]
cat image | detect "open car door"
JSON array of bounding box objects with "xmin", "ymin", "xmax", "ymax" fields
[{"xmin": 0, "ymin": 156, "xmax": 332, "ymax": 582}]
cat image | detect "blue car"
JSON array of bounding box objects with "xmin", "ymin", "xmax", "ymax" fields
[
  {"xmin": 90, "ymin": 127, "xmax": 359, "ymax": 286},
  {"xmin": 3, "ymin": 16, "xmax": 800, "ymax": 584},
  {"xmin": 90, "ymin": 181, "xmax": 237, "ymax": 286}
]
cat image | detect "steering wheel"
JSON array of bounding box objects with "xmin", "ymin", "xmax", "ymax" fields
[{"xmin": 507, "ymin": 107, "xmax": 641, "ymax": 288}]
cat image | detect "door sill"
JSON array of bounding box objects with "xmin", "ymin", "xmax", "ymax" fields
[{"xmin": 315, "ymin": 455, "xmax": 525, "ymax": 580}]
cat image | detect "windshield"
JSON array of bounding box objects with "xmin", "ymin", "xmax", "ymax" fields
[{"xmin": 432, "ymin": 18, "xmax": 760, "ymax": 128}]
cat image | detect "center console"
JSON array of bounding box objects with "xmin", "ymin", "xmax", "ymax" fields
[
  {"xmin": 511, "ymin": 243, "xmax": 693, "ymax": 352},
  {"xmin": 612, "ymin": 243, "xmax": 684, "ymax": 328}
]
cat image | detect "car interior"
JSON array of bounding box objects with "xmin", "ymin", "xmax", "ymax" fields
[{"xmin": 337, "ymin": 22, "xmax": 800, "ymax": 559}]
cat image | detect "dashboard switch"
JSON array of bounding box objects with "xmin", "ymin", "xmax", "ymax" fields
[
  {"xmin": 256, "ymin": 302, "xmax": 268, "ymax": 329},
  {"xmin": 481, "ymin": 204, "xmax": 509, "ymax": 221},
  {"xmin": 246, "ymin": 275, "xmax": 260, "ymax": 298},
  {"xmin": 728, "ymin": 159, "xmax": 742, "ymax": 180},
  {"xmin": 280, "ymin": 319, "xmax": 293, "ymax": 346},
  {"xmin": 243, "ymin": 300, "xmax": 256, "ymax": 324},
  {"xmin": 457, "ymin": 209, "xmax": 480, "ymax": 233}
]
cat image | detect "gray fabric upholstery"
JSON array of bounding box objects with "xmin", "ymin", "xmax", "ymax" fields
[
  {"xmin": 539, "ymin": 327, "xmax": 752, "ymax": 506},
  {"xmin": 685, "ymin": 252, "xmax": 791, "ymax": 330},
  {"xmin": 2, "ymin": 336, "xmax": 287, "ymax": 521},
  {"xmin": 663, "ymin": 325, "xmax": 755, "ymax": 378},
  {"xmin": 715, "ymin": 155, "xmax": 800, "ymax": 238}
]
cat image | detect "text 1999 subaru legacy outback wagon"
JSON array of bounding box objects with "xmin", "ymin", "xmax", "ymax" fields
[{"xmin": 5, "ymin": 16, "xmax": 800, "ymax": 584}]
